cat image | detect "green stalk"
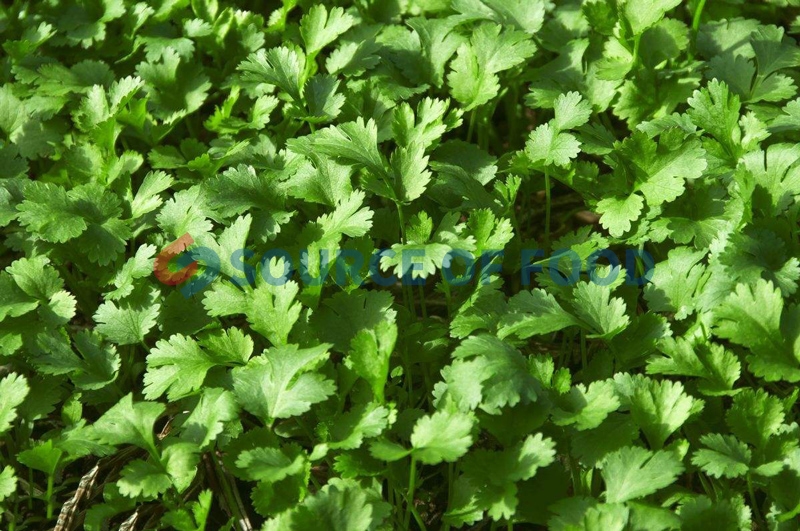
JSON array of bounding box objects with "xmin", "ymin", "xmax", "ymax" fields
[
  {"xmin": 443, "ymin": 462, "xmax": 454, "ymax": 531},
  {"xmin": 46, "ymin": 473, "xmax": 54, "ymax": 520},
  {"xmin": 404, "ymin": 457, "xmax": 418, "ymax": 529},
  {"xmin": 687, "ymin": 0, "xmax": 706, "ymax": 61},
  {"xmin": 635, "ymin": 242, "xmax": 646, "ymax": 282},
  {"xmin": 406, "ymin": 284, "xmax": 418, "ymax": 319},
  {"xmin": 9, "ymin": 487, "xmax": 19, "ymax": 531},
  {"xmin": 467, "ymin": 109, "xmax": 477, "ymax": 144},
  {"xmin": 692, "ymin": 0, "xmax": 707, "ymax": 33},
  {"xmin": 569, "ymin": 457, "xmax": 582, "ymax": 496},
  {"xmin": 418, "ymin": 285, "xmax": 427, "ymax": 319},
  {"xmin": 396, "ymin": 202, "xmax": 417, "ymax": 319},
  {"xmin": 212, "ymin": 454, "xmax": 252, "ymax": 531},
  {"xmin": 580, "ymin": 330, "xmax": 588, "ymax": 370},
  {"xmin": 544, "ymin": 168, "xmax": 552, "ymax": 250},
  {"xmin": 409, "ymin": 504, "xmax": 427, "ymax": 531},
  {"xmin": 185, "ymin": 116, "xmax": 198, "ymax": 141},
  {"xmin": 747, "ymin": 475, "xmax": 765, "ymax": 530},
  {"xmin": 397, "ymin": 201, "xmax": 406, "ymax": 243},
  {"xmin": 631, "ymin": 34, "xmax": 642, "ymax": 68},
  {"xmin": 442, "ymin": 281, "xmax": 452, "ymax": 318}
]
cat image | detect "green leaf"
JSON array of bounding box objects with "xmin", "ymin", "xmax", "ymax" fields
[
  {"xmin": 751, "ymin": 25, "xmax": 800, "ymax": 78},
  {"xmin": 725, "ymin": 388, "xmax": 785, "ymax": 449},
  {"xmin": 497, "ymin": 288, "xmax": 577, "ymax": 339},
  {"xmin": 144, "ymin": 330, "xmax": 251, "ymax": 400},
  {"xmin": 236, "ymin": 444, "xmax": 307, "ymax": 483},
  {"xmin": 34, "ymin": 331, "xmax": 120, "ymax": 391},
  {"xmin": 624, "ymin": 132, "xmax": 707, "ymax": 207},
  {"xmin": 323, "ymin": 402, "xmax": 395, "ymax": 452},
  {"xmin": 553, "ymin": 91, "xmax": 593, "ymax": 131},
  {"xmin": 448, "ymin": 23, "xmax": 536, "ymax": 110},
  {"xmin": 526, "ymin": 123, "xmax": 581, "ymax": 168},
  {"xmin": 94, "ymin": 290, "xmax": 160, "ymax": 345},
  {"xmin": 300, "ymin": 5, "xmax": 355, "ymax": 56},
  {"xmin": 302, "ymin": 75, "xmax": 345, "ymax": 123},
  {"xmin": 131, "ymin": 171, "xmax": 174, "ymax": 219},
  {"xmin": 290, "ymin": 118, "xmax": 385, "ymax": 179},
  {"xmin": 571, "ymin": 414, "xmax": 640, "ymax": 467},
  {"xmin": 288, "ymin": 479, "xmax": 390, "ymax": 531},
  {"xmin": 452, "ymin": 0, "xmax": 546, "ymax": 34},
  {"xmin": 623, "ymin": 0, "xmax": 682, "ymax": 36},
  {"xmin": 232, "ymin": 343, "xmax": 336, "ymax": 421},
  {"xmin": 247, "ymin": 281, "xmax": 302, "ymax": 346},
  {"xmin": 596, "ymin": 193, "xmax": 645, "ymax": 238},
  {"xmin": 16, "ymin": 182, "xmax": 87, "ymax": 243},
  {"xmin": 678, "ymin": 496, "xmax": 742, "ymax": 530},
  {"xmin": 446, "ymin": 335, "xmax": 538, "ymax": 414},
  {"xmin": 205, "ymin": 164, "xmax": 285, "ymax": 217},
  {"xmin": 117, "ymin": 458, "xmax": 171, "ymax": 498},
  {"xmin": 136, "ymin": 48, "xmax": 211, "ymax": 123},
  {"xmin": 458, "ymin": 433, "xmax": 557, "ymax": 521},
  {"xmin": 18, "ymin": 439, "xmax": 64, "ymax": 476},
  {"xmin": 162, "ymin": 490, "xmax": 214, "ymax": 531},
  {"xmin": 552, "ymin": 380, "xmax": 621, "ymax": 431},
  {"xmin": 601, "ymin": 446, "xmax": 684, "ymax": 503},
  {"xmin": 691, "ymin": 434, "xmax": 751, "ymax": 478},
  {"xmin": 713, "ymin": 280, "xmax": 800, "ymax": 382},
  {"xmin": 647, "ymin": 337, "xmax": 740, "ymax": 395},
  {"xmin": 311, "ymin": 290, "xmax": 396, "ymax": 353},
  {"xmin": 617, "ymin": 375, "xmax": 702, "ymax": 449},
  {"xmin": 569, "ymin": 281, "xmax": 630, "ymax": 340},
  {"xmin": 286, "ymin": 157, "xmax": 353, "ymax": 207},
  {"xmin": 387, "ymin": 142, "xmax": 432, "ymax": 202},
  {"xmin": 411, "ymin": 410, "xmax": 475, "ymax": 465},
  {"xmin": 687, "ymin": 79, "xmax": 742, "ymax": 158},
  {"xmin": 0, "ymin": 372, "xmax": 29, "ymax": 435},
  {"xmin": 644, "ymin": 247, "xmax": 707, "ymax": 320},
  {"xmin": 239, "ymin": 46, "xmax": 306, "ymax": 102},
  {"xmin": 0, "ymin": 466, "xmax": 17, "ymax": 503},
  {"xmin": 181, "ymin": 388, "xmax": 239, "ymax": 449},
  {"xmin": 92, "ymin": 394, "xmax": 165, "ymax": 453},
  {"xmin": 346, "ymin": 320, "xmax": 397, "ymax": 403}
]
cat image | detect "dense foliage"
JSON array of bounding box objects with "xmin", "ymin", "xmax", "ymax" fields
[{"xmin": 2, "ymin": 0, "xmax": 800, "ymax": 529}]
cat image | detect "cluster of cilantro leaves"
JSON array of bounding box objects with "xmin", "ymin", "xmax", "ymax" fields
[{"xmin": 2, "ymin": 0, "xmax": 800, "ymax": 529}]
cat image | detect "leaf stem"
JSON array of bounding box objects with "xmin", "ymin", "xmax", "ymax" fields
[
  {"xmin": 544, "ymin": 168, "xmax": 552, "ymax": 250},
  {"xmin": 396, "ymin": 202, "xmax": 418, "ymax": 318},
  {"xmin": 46, "ymin": 473, "xmax": 55, "ymax": 520},
  {"xmin": 28, "ymin": 469, "xmax": 33, "ymax": 510},
  {"xmin": 580, "ymin": 330, "xmax": 588, "ymax": 370},
  {"xmin": 747, "ymin": 475, "xmax": 765, "ymax": 530},
  {"xmin": 467, "ymin": 109, "xmax": 477, "ymax": 144},
  {"xmin": 404, "ymin": 457, "xmax": 418, "ymax": 528},
  {"xmin": 631, "ymin": 34, "xmax": 642, "ymax": 68},
  {"xmin": 692, "ymin": 0, "xmax": 707, "ymax": 33},
  {"xmin": 443, "ymin": 462, "xmax": 454, "ymax": 531}
]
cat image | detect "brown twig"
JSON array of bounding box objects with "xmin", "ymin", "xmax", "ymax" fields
[
  {"xmin": 118, "ymin": 509, "xmax": 139, "ymax": 531},
  {"xmin": 54, "ymin": 464, "xmax": 100, "ymax": 531}
]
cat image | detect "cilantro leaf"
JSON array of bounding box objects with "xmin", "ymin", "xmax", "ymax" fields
[
  {"xmin": 411, "ymin": 410, "xmax": 475, "ymax": 465},
  {"xmin": 692, "ymin": 434, "xmax": 751, "ymax": 479},
  {"xmin": 601, "ymin": 446, "xmax": 684, "ymax": 503},
  {"xmin": 713, "ymin": 280, "xmax": 800, "ymax": 382},
  {"xmin": 0, "ymin": 373, "xmax": 29, "ymax": 435},
  {"xmin": 92, "ymin": 394, "xmax": 165, "ymax": 453},
  {"xmin": 232, "ymin": 343, "xmax": 336, "ymax": 421},
  {"xmin": 300, "ymin": 5, "xmax": 355, "ymax": 57}
]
